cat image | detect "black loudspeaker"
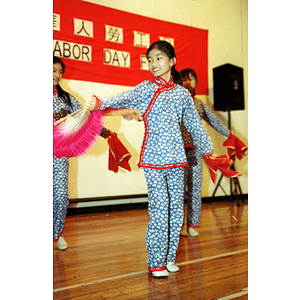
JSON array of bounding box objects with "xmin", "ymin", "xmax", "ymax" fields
[{"xmin": 213, "ymin": 63, "xmax": 244, "ymax": 111}]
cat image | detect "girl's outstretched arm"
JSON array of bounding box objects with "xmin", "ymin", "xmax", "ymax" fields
[{"xmin": 182, "ymin": 93, "xmax": 213, "ymax": 155}]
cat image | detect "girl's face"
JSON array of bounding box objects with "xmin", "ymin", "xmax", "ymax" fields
[
  {"xmin": 53, "ymin": 62, "xmax": 64, "ymax": 86},
  {"xmin": 182, "ymin": 73, "xmax": 197, "ymax": 95},
  {"xmin": 147, "ymin": 48, "xmax": 175, "ymax": 82}
]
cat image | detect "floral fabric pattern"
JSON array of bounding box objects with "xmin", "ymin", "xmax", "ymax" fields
[
  {"xmin": 144, "ymin": 167, "xmax": 184, "ymax": 267},
  {"xmin": 53, "ymin": 92, "xmax": 82, "ymax": 240}
]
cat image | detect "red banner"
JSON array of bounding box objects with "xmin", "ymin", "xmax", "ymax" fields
[{"xmin": 53, "ymin": 0, "xmax": 208, "ymax": 94}]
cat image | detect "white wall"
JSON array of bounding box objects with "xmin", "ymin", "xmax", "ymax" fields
[{"xmin": 64, "ymin": 0, "xmax": 248, "ymax": 199}]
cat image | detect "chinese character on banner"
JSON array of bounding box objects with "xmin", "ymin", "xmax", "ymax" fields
[
  {"xmin": 53, "ymin": 14, "xmax": 60, "ymax": 31},
  {"xmin": 53, "ymin": 0, "xmax": 208, "ymax": 94},
  {"xmin": 74, "ymin": 19, "xmax": 94, "ymax": 38},
  {"xmin": 105, "ymin": 25, "xmax": 123, "ymax": 43},
  {"xmin": 134, "ymin": 31, "xmax": 150, "ymax": 48}
]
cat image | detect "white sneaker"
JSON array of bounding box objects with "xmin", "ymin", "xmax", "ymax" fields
[
  {"xmin": 188, "ymin": 227, "xmax": 199, "ymax": 237},
  {"xmin": 166, "ymin": 262, "xmax": 179, "ymax": 272},
  {"xmin": 148, "ymin": 266, "xmax": 170, "ymax": 277},
  {"xmin": 57, "ymin": 236, "xmax": 68, "ymax": 250},
  {"xmin": 152, "ymin": 269, "xmax": 169, "ymax": 277}
]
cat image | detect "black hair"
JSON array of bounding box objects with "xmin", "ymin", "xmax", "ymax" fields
[
  {"xmin": 179, "ymin": 68, "xmax": 198, "ymax": 83},
  {"xmin": 53, "ymin": 56, "xmax": 72, "ymax": 108},
  {"xmin": 146, "ymin": 41, "xmax": 182, "ymax": 85}
]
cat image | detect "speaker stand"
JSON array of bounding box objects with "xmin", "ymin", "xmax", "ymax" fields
[{"xmin": 210, "ymin": 110, "xmax": 245, "ymax": 207}]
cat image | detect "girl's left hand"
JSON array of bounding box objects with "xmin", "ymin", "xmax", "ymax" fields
[{"xmin": 84, "ymin": 96, "xmax": 98, "ymax": 110}]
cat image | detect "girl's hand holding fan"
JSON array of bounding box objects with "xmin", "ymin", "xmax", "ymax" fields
[{"xmin": 85, "ymin": 95, "xmax": 98, "ymax": 111}]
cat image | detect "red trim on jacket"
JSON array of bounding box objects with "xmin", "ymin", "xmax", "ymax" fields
[
  {"xmin": 138, "ymin": 161, "xmax": 188, "ymax": 169},
  {"xmin": 138, "ymin": 77, "xmax": 177, "ymax": 169}
]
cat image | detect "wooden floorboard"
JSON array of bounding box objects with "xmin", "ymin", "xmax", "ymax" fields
[{"xmin": 53, "ymin": 201, "xmax": 248, "ymax": 299}]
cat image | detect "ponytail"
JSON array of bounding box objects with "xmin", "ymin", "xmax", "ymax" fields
[
  {"xmin": 56, "ymin": 84, "xmax": 72, "ymax": 108},
  {"xmin": 172, "ymin": 67, "xmax": 182, "ymax": 86}
]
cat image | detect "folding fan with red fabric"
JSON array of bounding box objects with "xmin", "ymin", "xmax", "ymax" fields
[
  {"xmin": 222, "ymin": 132, "xmax": 247, "ymax": 161},
  {"xmin": 203, "ymin": 153, "xmax": 242, "ymax": 184},
  {"xmin": 53, "ymin": 109, "xmax": 104, "ymax": 158}
]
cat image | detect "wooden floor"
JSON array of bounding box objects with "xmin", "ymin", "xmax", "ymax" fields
[{"xmin": 53, "ymin": 201, "xmax": 248, "ymax": 300}]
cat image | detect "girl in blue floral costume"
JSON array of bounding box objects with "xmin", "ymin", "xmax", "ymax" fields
[
  {"xmin": 179, "ymin": 68, "xmax": 231, "ymax": 237},
  {"xmin": 53, "ymin": 56, "xmax": 110, "ymax": 250},
  {"xmin": 86, "ymin": 41, "xmax": 214, "ymax": 277}
]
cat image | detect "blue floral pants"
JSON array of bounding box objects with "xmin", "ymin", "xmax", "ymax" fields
[
  {"xmin": 53, "ymin": 156, "xmax": 69, "ymax": 241},
  {"xmin": 184, "ymin": 149, "xmax": 203, "ymax": 227},
  {"xmin": 143, "ymin": 167, "xmax": 184, "ymax": 268}
]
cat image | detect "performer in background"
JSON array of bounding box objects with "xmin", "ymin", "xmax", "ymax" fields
[
  {"xmin": 179, "ymin": 68, "xmax": 242, "ymax": 237},
  {"xmin": 53, "ymin": 56, "xmax": 111, "ymax": 250},
  {"xmin": 85, "ymin": 41, "xmax": 217, "ymax": 277}
]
